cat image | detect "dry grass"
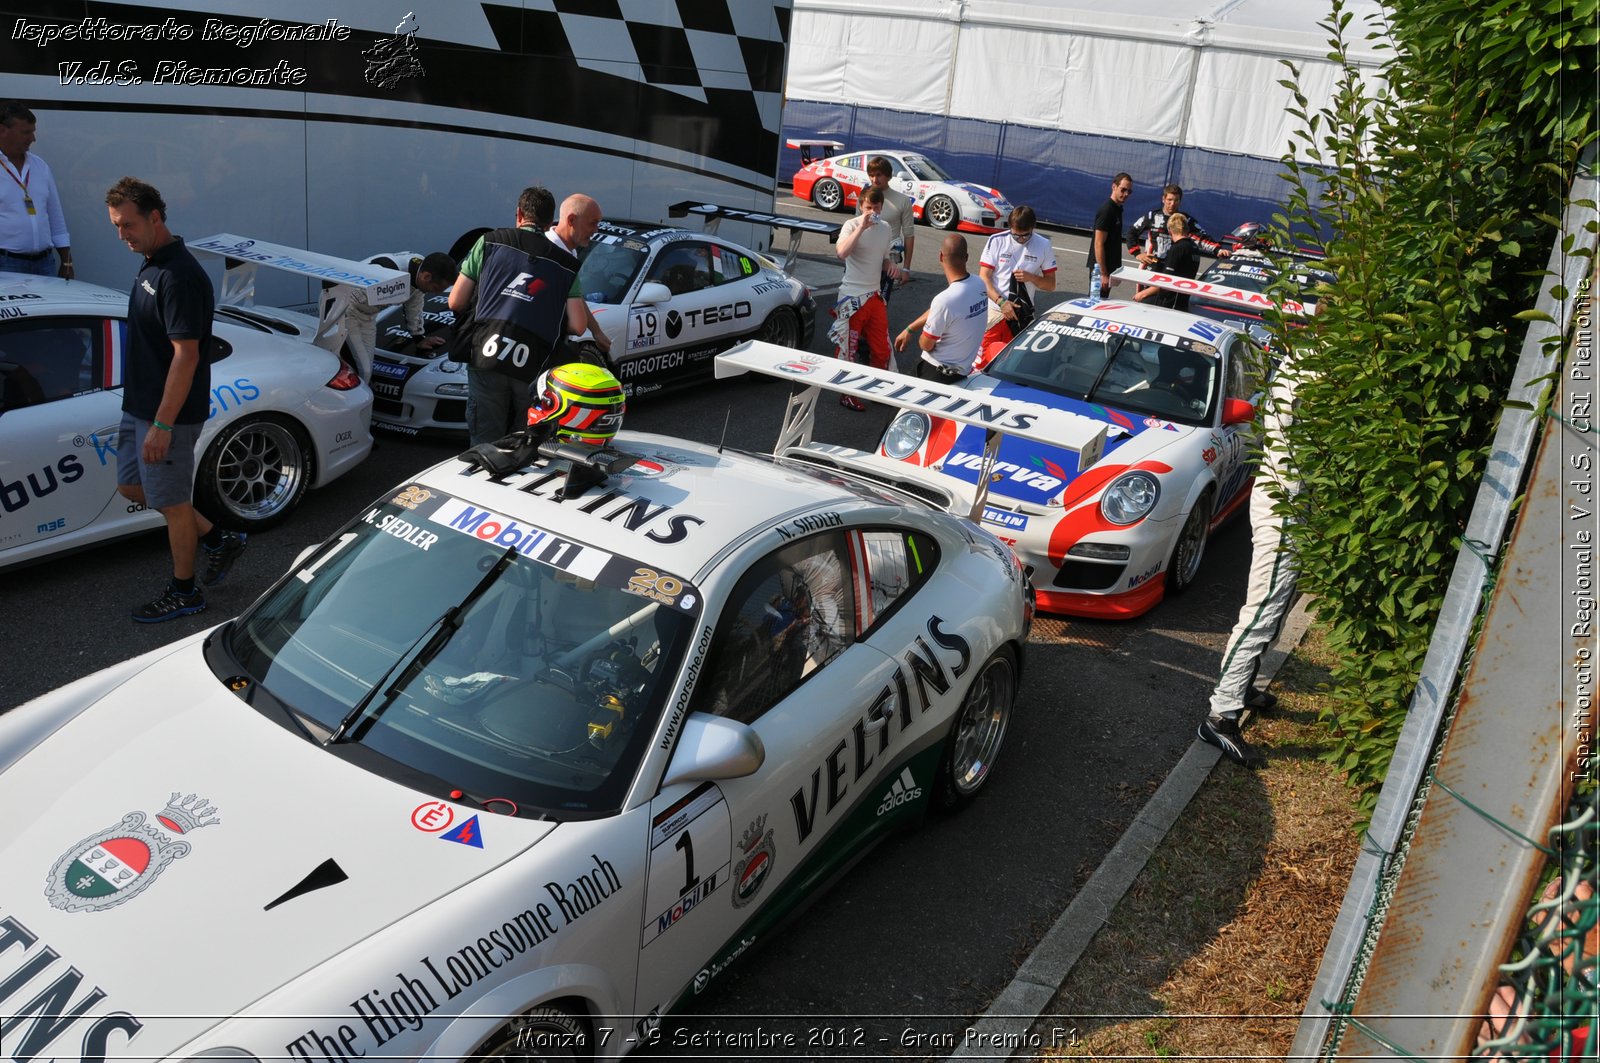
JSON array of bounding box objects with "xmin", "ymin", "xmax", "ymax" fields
[{"xmin": 1034, "ymin": 622, "xmax": 1361, "ymax": 1060}]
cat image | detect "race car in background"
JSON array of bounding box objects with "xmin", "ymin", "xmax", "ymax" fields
[
  {"xmin": 1190, "ymin": 224, "xmax": 1335, "ymax": 340},
  {"xmin": 0, "ymin": 240, "xmax": 382, "ymax": 569},
  {"xmin": 791, "ymin": 147, "xmax": 1013, "ymax": 233},
  {"xmin": 0, "ymin": 426, "xmax": 1029, "ymax": 1059},
  {"xmin": 369, "ymin": 207, "xmax": 821, "ymax": 434},
  {"xmin": 717, "ymin": 289, "xmax": 1271, "ymax": 619}
]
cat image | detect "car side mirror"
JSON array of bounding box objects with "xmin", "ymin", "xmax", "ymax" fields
[
  {"xmin": 660, "ymin": 712, "xmax": 765, "ymax": 788},
  {"xmin": 1222, "ymin": 398, "xmax": 1256, "ymax": 425},
  {"xmin": 636, "ymin": 281, "xmax": 673, "ymax": 306}
]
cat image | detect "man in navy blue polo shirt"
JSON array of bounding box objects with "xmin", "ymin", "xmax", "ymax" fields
[{"xmin": 106, "ymin": 177, "xmax": 246, "ymax": 623}]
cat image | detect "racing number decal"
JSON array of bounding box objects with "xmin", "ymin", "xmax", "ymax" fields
[
  {"xmin": 629, "ymin": 308, "xmax": 659, "ymax": 351},
  {"xmin": 482, "ymin": 333, "xmax": 532, "ymax": 368},
  {"xmin": 643, "ymin": 782, "xmax": 731, "ymax": 947}
]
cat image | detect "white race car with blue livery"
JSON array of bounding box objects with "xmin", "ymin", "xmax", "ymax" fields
[
  {"xmin": 0, "ymin": 425, "xmax": 1030, "ymax": 1060},
  {"xmin": 369, "ymin": 205, "xmax": 821, "ymax": 434},
  {"xmin": 0, "ymin": 236, "xmax": 385, "ymax": 568},
  {"xmin": 717, "ymin": 276, "xmax": 1287, "ymax": 619}
]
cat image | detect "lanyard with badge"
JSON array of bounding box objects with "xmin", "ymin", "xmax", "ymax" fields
[{"xmin": 2, "ymin": 160, "xmax": 34, "ymax": 215}]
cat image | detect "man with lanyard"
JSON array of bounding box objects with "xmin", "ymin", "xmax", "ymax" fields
[
  {"xmin": 1087, "ymin": 173, "xmax": 1132, "ymax": 300},
  {"xmin": 105, "ymin": 177, "xmax": 248, "ymax": 622},
  {"xmin": 977, "ymin": 205, "xmax": 1056, "ymax": 357},
  {"xmin": 866, "ymin": 156, "xmax": 915, "ymax": 304},
  {"xmin": 894, "ymin": 234, "xmax": 987, "ymax": 381},
  {"xmin": 829, "ymin": 187, "xmax": 907, "ymax": 410},
  {"xmin": 0, "ymin": 101, "xmax": 72, "ymax": 279},
  {"xmin": 449, "ymin": 189, "xmax": 610, "ymax": 445}
]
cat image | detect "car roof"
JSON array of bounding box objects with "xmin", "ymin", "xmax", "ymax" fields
[
  {"xmin": 1050, "ymin": 296, "xmax": 1240, "ymax": 346},
  {"xmin": 595, "ymin": 219, "xmax": 712, "ymax": 245},
  {"xmin": 409, "ymin": 431, "xmax": 920, "ymax": 580},
  {"xmin": 0, "ymin": 272, "xmax": 131, "ymax": 317}
]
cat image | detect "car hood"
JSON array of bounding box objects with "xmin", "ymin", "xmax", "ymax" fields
[
  {"xmin": 945, "ymin": 180, "xmax": 1007, "ymax": 204},
  {"xmin": 0, "ymin": 645, "xmax": 555, "ymax": 1056},
  {"xmin": 933, "ymin": 380, "xmax": 1195, "ymax": 506}
]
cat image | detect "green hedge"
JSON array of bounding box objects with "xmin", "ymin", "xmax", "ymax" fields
[{"xmin": 1269, "ymin": 0, "xmax": 1595, "ymax": 816}]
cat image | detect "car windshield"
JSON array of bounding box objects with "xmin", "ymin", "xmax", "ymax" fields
[
  {"xmin": 219, "ymin": 485, "xmax": 699, "ymax": 818},
  {"xmin": 576, "ymin": 233, "xmax": 650, "ymax": 304},
  {"xmin": 985, "ymin": 311, "xmax": 1221, "ymax": 426},
  {"xmin": 903, "ymin": 155, "xmax": 951, "ymax": 181}
]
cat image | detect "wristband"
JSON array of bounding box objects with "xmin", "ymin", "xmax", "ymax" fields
[{"xmin": 152, "ymin": 419, "xmax": 173, "ymax": 432}]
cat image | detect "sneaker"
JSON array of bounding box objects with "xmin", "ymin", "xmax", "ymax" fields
[
  {"xmin": 200, "ymin": 530, "xmax": 248, "ymax": 586},
  {"xmin": 132, "ymin": 584, "xmax": 206, "ymax": 624},
  {"xmin": 1245, "ymin": 688, "xmax": 1279, "ymax": 713},
  {"xmin": 1198, "ymin": 715, "xmax": 1265, "ymax": 768},
  {"xmin": 839, "ymin": 395, "xmax": 866, "ymax": 411}
]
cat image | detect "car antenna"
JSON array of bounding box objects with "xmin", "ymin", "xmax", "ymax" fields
[{"xmin": 718, "ymin": 407, "xmax": 731, "ymax": 454}]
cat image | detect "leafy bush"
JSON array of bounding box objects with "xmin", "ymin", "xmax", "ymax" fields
[{"xmin": 1269, "ymin": 0, "xmax": 1596, "ymax": 815}]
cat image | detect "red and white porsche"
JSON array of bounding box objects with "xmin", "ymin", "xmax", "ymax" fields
[{"xmin": 791, "ymin": 147, "xmax": 1012, "ymax": 233}]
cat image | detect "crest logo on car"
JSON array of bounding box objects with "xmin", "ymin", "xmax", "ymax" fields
[
  {"xmin": 731, "ymin": 815, "xmax": 776, "ymax": 908},
  {"xmin": 45, "ymin": 793, "xmax": 220, "ymax": 913}
]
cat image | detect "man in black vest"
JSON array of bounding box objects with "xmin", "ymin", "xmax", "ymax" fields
[{"xmin": 448, "ymin": 189, "xmax": 609, "ymax": 445}]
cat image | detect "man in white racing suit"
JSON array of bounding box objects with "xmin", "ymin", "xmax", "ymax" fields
[{"xmin": 326, "ymin": 250, "xmax": 457, "ymax": 383}]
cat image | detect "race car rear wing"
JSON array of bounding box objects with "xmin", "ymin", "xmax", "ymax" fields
[
  {"xmin": 190, "ymin": 233, "xmax": 409, "ymax": 356},
  {"xmin": 1112, "ymin": 266, "xmax": 1317, "ymax": 319},
  {"xmin": 716, "ymin": 340, "xmax": 1116, "ymax": 523},
  {"xmin": 785, "ymin": 137, "xmax": 845, "ymax": 166},
  {"xmin": 668, "ymin": 201, "xmax": 842, "ymax": 273}
]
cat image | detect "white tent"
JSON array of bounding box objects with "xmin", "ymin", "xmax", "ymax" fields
[{"xmin": 783, "ymin": 0, "xmax": 1389, "ymax": 229}]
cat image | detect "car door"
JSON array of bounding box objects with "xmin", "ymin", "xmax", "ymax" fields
[
  {"xmin": 641, "ymin": 241, "xmax": 752, "ymax": 361},
  {"xmin": 1211, "ymin": 331, "xmax": 1262, "ymax": 508},
  {"xmin": 632, "ymin": 526, "xmax": 905, "ymax": 1017},
  {"xmin": 0, "ymin": 315, "xmax": 132, "ymax": 558}
]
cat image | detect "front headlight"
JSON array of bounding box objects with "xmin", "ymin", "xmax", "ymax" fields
[
  {"xmin": 1100, "ymin": 471, "xmax": 1160, "ymax": 525},
  {"xmin": 437, "ymin": 359, "xmax": 465, "ymax": 374},
  {"xmin": 435, "ymin": 382, "xmax": 469, "ymax": 396},
  {"xmin": 882, "ymin": 412, "xmax": 930, "ymax": 459}
]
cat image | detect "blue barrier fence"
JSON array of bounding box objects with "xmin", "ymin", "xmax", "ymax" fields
[{"xmin": 781, "ymin": 100, "xmax": 1293, "ymax": 235}]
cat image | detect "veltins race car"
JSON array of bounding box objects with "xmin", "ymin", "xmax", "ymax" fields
[
  {"xmin": 791, "ymin": 147, "xmax": 1013, "ymax": 233},
  {"xmin": 0, "ymin": 426, "xmax": 1030, "ymax": 1060},
  {"xmin": 369, "ymin": 210, "xmax": 818, "ymax": 433},
  {"xmin": 0, "ymin": 264, "xmax": 373, "ymax": 570},
  {"xmin": 715, "ymin": 289, "xmax": 1271, "ymax": 620}
]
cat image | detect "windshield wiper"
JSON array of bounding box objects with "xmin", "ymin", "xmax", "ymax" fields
[{"xmin": 326, "ymin": 545, "xmax": 519, "ymax": 745}]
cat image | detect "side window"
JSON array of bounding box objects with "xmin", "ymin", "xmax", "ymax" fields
[
  {"xmin": 700, "ymin": 532, "xmax": 855, "ymax": 724},
  {"xmin": 646, "ymin": 242, "xmax": 715, "ymax": 295},
  {"xmin": 716, "ymin": 248, "xmax": 754, "ymax": 284},
  {"xmin": 857, "ymin": 528, "xmax": 940, "ymax": 631},
  {"xmin": 0, "ymin": 317, "xmax": 104, "ymax": 412}
]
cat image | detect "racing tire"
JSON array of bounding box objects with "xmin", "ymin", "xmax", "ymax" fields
[
  {"xmin": 756, "ymin": 307, "xmax": 800, "ymax": 348},
  {"xmin": 932, "ymin": 646, "xmax": 1018, "ymax": 812},
  {"xmin": 194, "ymin": 414, "xmax": 312, "ymax": 532},
  {"xmin": 570, "ymin": 339, "xmax": 613, "ymax": 371},
  {"xmin": 925, "ymin": 194, "xmax": 961, "ymax": 231},
  {"xmin": 449, "ymin": 226, "xmax": 493, "ymax": 265},
  {"xmin": 812, "ymin": 178, "xmax": 845, "ymax": 212},
  {"xmin": 1166, "ymin": 489, "xmax": 1214, "ymax": 595},
  {"xmin": 471, "ymin": 1006, "xmax": 588, "ymax": 1061}
]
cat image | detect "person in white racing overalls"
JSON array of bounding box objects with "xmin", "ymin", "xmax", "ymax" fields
[
  {"xmin": 326, "ymin": 250, "xmax": 457, "ymax": 383},
  {"xmin": 1126, "ymin": 184, "xmax": 1230, "ymax": 269}
]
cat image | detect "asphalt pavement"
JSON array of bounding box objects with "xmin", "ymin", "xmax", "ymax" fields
[{"xmin": 0, "ymin": 196, "xmax": 1257, "ymax": 1060}]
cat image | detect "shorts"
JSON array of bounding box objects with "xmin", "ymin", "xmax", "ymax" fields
[{"xmin": 116, "ymin": 412, "xmax": 202, "ymax": 511}]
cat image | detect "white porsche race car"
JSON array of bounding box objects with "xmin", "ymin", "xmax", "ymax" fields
[
  {"xmin": 716, "ymin": 275, "xmax": 1287, "ymax": 620},
  {"xmin": 0, "ymin": 427, "xmax": 1031, "ymax": 1060},
  {"xmin": 369, "ymin": 206, "xmax": 821, "ymax": 433},
  {"xmin": 0, "ymin": 249, "xmax": 377, "ymax": 569},
  {"xmin": 791, "ymin": 147, "xmax": 1013, "ymax": 233}
]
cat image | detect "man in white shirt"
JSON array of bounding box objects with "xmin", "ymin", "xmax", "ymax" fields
[
  {"xmin": 974, "ymin": 205, "xmax": 1056, "ymax": 368},
  {"xmin": 894, "ymin": 235, "xmax": 987, "ymax": 380},
  {"xmin": 0, "ymin": 102, "xmax": 72, "ymax": 279},
  {"xmin": 867, "ymin": 156, "xmax": 915, "ymax": 303},
  {"xmin": 828, "ymin": 187, "xmax": 907, "ymax": 409}
]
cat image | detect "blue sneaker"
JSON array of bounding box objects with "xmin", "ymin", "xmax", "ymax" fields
[
  {"xmin": 132, "ymin": 585, "xmax": 206, "ymax": 624},
  {"xmin": 200, "ymin": 530, "xmax": 248, "ymax": 586}
]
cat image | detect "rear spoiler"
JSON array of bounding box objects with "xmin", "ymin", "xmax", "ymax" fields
[
  {"xmin": 1112, "ymin": 266, "xmax": 1317, "ymax": 319},
  {"xmin": 190, "ymin": 233, "xmax": 409, "ymax": 357},
  {"xmin": 715, "ymin": 340, "xmax": 1116, "ymax": 523},
  {"xmin": 668, "ymin": 201, "xmax": 842, "ymax": 272},
  {"xmin": 785, "ymin": 137, "xmax": 846, "ymax": 166}
]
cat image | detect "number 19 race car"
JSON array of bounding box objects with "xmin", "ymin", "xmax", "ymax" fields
[
  {"xmin": 715, "ymin": 275, "xmax": 1292, "ymax": 619},
  {"xmin": 0, "ymin": 421, "xmax": 1030, "ymax": 1060}
]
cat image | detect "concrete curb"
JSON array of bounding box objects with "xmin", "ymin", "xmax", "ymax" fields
[{"xmin": 946, "ymin": 595, "xmax": 1316, "ymax": 1061}]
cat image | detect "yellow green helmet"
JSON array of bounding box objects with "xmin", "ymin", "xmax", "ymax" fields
[{"xmin": 527, "ymin": 362, "xmax": 626, "ymax": 445}]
